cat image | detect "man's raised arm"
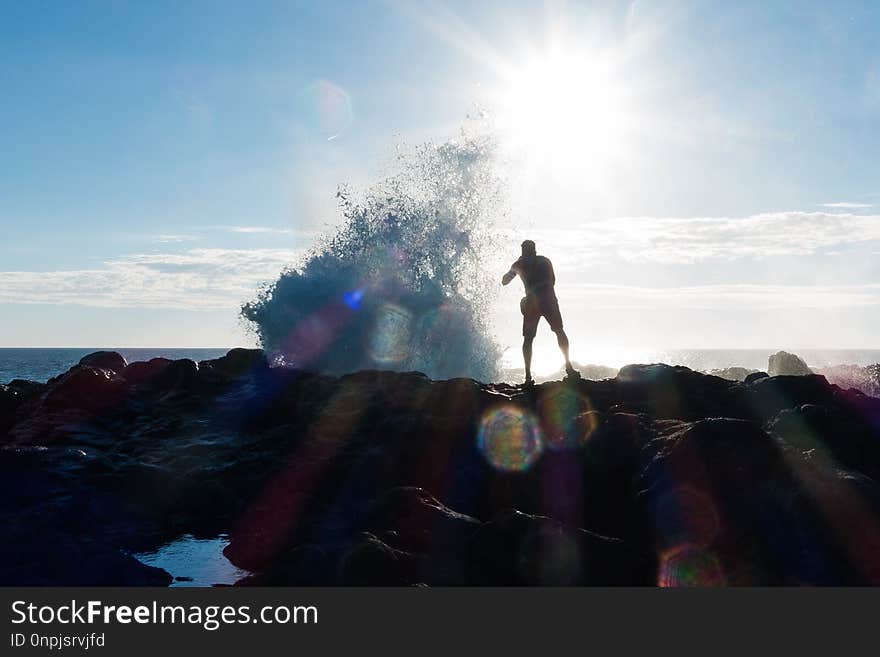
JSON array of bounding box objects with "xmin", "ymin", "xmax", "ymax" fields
[{"xmin": 501, "ymin": 268, "xmax": 517, "ymax": 285}]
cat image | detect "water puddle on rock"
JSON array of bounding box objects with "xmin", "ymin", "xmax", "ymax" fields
[{"xmin": 134, "ymin": 534, "xmax": 251, "ymax": 587}]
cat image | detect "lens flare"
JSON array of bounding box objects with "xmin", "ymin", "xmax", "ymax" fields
[
  {"xmin": 537, "ymin": 387, "xmax": 597, "ymax": 450},
  {"xmin": 368, "ymin": 303, "xmax": 413, "ymax": 365},
  {"xmin": 478, "ymin": 405, "xmax": 544, "ymax": 472},
  {"xmin": 301, "ymin": 79, "xmax": 354, "ymax": 140},
  {"xmin": 343, "ymin": 289, "xmax": 364, "ymax": 310},
  {"xmin": 658, "ymin": 544, "xmax": 725, "ymax": 587}
]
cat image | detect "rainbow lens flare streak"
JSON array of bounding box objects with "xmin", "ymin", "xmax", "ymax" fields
[{"xmin": 368, "ymin": 303, "xmax": 413, "ymax": 365}]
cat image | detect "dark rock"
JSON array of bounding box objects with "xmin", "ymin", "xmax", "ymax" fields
[
  {"xmin": 41, "ymin": 365, "xmax": 127, "ymax": 414},
  {"xmin": 744, "ymin": 371, "xmax": 769, "ymax": 385},
  {"xmin": 199, "ymin": 348, "xmax": 269, "ymax": 380},
  {"xmin": 710, "ymin": 367, "xmax": 759, "ymax": 382},
  {"xmin": 79, "ymin": 350, "xmax": 128, "ymax": 374},
  {"xmin": 122, "ymin": 358, "xmax": 172, "ymax": 385},
  {"xmin": 467, "ymin": 509, "xmax": 651, "ymax": 585},
  {"xmin": 5, "ymin": 352, "xmax": 880, "ymax": 586},
  {"xmin": 339, "ymin": 533, "xmax": 417, "ymax": 585}
]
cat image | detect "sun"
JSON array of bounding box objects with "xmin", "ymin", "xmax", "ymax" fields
[{"xmin": 497, "ymin": 47, "xmax": 631, "ymax": 174}]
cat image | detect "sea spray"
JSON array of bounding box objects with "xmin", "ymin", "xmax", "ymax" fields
[{"xmin": 241, "ymin": 126, "xmax": 505, "ymax": 380}]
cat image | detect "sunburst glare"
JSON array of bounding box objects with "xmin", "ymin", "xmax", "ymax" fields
[{"xmin": 497, "ymin": 45, "xmax": 633, "ymax": 177}]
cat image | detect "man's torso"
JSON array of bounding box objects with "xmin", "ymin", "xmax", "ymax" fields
[{"xmin": 513, "ymin": 255, "xmax": 555, "ymax": 297}]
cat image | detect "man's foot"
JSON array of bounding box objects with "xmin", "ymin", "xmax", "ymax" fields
[
  {"xmin": 523, "ymin": 375, "xmax": 535, "ymax": 387},
  {"xmin": 564, "ymin": 364, "xmax": 580, "ymax": 380}
]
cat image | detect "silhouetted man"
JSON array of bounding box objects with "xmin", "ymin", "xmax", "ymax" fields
[{"xmin": 502, "ymin": 240, "xmax": 576, "ymax": 385}]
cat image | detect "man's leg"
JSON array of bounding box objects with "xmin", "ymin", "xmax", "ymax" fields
[
  {"xmin": 523, "ymin": 336, "xmax": 534, "ymax": 383},
  {"xmin": 554, "ymin": 328, "xmax": 572, "ymax": 368}
]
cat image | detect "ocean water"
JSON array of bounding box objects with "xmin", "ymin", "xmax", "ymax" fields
[
  {"xmin": 0, "ymin": 348, "xmax": 229, "ymax": 383},
  {"xmin": 2, "ymin": 347, "xmax": 878, "ymax": 385}
]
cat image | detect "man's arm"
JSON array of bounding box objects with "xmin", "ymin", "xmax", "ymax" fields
[{"xmin": 502, "ymin": 260, "xmax": 520, "ymax": 285}]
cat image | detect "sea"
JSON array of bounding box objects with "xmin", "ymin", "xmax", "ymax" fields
[
  {"xmin": 0, "ymin": 348, "xmax": 229, "ymax": 383},
  {"xmin": 2, "ymin": 347, "xmax": 879, "ymax": 384}
]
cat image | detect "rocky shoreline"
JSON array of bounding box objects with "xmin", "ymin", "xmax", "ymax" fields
[{"xmin": 2, "ymin": 349, "xmax": 880, "ymax": 585}]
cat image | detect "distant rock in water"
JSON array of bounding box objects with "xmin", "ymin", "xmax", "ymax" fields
[
  {"xmin": 3, "ymin": 350, "xmax": 880, "ymax": 586},
  {"xmin": 768, "ymin": 351, "xmax": 813, "ymax": 376},
  {"xmin": 708, "ymin": 367, "xmax": 759, "ymax": 382},
  {"xmin": 502, "ymin": 362, "xmax": 619, "ymax": 384}
]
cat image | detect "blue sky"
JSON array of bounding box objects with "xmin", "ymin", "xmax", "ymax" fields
[{"xmin": 1, "ymin": 1, "xmax": 878, "ymax": 365}]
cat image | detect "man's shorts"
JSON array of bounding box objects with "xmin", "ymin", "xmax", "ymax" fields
[{"xmin": 520, "ymin": 293, "xmax": 564, "ymax": 337}]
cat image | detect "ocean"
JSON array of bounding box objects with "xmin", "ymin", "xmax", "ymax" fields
[
  {"xmin": 0, "ymin": 348, "xmax": 229, "ymax": 383},
  {"xmin": 2, "ymin": 347, "xmax": 879, "ymax": 384}
]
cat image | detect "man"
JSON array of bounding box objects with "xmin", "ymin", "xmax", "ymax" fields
[{"xmin": 502, "ymin": 239, "xmax": 577, "ymax": 385}]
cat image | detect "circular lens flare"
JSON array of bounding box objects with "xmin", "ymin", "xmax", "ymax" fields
[
  {"xmin": 478, "ymin": 405, "xmax": 544, "ymax": 472},
  {"xmin": 538, "ymin": 387, "xmax": 598, "ymax": 450},
  {"xmin": 658, "ymin": 544, "xmax": 725, "ymax": 587},
  {"xmin": 301, "ymin": 79, "xmax": 354, "ymax": 140}
]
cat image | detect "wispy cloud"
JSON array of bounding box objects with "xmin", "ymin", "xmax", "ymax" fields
[
  {"xmin": 819, "ymin": 202, "xmax": 873, "ymax": 209},
  {"xmin": 154, "ymin": 234, "xmax": 198, "ymax": 243},
  {"xmin": 0, "ymin": 248, "xmax": 303, "ymax": 310},
  {"xmin": 220, "ymin": 226, "xmax": 318, "ymax": 237},
  {"xmin": 528, "ymin": 210, "xmax": 880, "ymax": 264}
]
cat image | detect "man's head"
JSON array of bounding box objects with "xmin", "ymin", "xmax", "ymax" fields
[{"xmin": 521, "ymin": 239, "xmax": 536, "ymax": 257}]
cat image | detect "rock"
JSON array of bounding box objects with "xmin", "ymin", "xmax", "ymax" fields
[
  {"xmin": 367, "ymin": 487, "xmax": 480, "ymax": 553},
  {"xmin": 41, "ymin": 365, "xmax": 127, "ymax": 413},
  {"xmin": 79, "ymin": 350, "xmax": 128, "ymax": 373},
  {"xmin": 467, "ymin": 508, "xmax": 651, "ymax": 585},
  {"xmin": 709, "ymin": 367, "xmax": 758, "ymax": 382},
  {"xmin": 0, "ymin": 529, "xmax": 172, "ymax": 586},
  {"xmin": 339, "ymin": 533, "xmax": 417, "ymax": 585},
  {"xmin": 766, "ymin": 403, "xmax": 880, "ymax": 481},
  {"xmin": 4, "ymin": 351, "xmax": 880, "ymax": 586},
  {"xmin": 744, "ymin": 371, "xmax": 769, "ymax": 384},
  {"xmin": 768, "ymin": 351, "xmax": 812, "ymax": 376},
  {"xmin": 199, "ymin": 348, "xmax": 269, "ymax": 380},
  {"xmin": 122, "ymin": 358, "xmax": 172, "ymax": 385}
]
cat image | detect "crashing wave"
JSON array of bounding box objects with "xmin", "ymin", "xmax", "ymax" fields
[{"xmin": 241, "ymin": 126, "xmax": 505, "ymax": 381}]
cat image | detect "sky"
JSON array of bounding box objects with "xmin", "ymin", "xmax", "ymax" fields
[{"xmin": 1, "ymin": 0, "xmax": 878, "ymax": 368}]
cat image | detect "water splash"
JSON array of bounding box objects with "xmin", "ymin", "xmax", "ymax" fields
[{"xmin": 242, "ymin": 124, "xmax": 504, "ymax": 381}]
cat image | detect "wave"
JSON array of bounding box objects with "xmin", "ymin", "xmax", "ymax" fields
[{"xmin": 241, "ymin": 125, "xmax": 505, "ymax": 381}]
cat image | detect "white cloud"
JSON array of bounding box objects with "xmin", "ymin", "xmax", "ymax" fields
[
  {"xmin": 556, "ymin": 283, "xmax": 880, "ymax": 310},
  {"xmin": 527, "ymin": 211, "xmax": 880, "ymax": 264},
  {"xmin": 0, "ymin": 248, "xmax": 303, "ymax": 310}
]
